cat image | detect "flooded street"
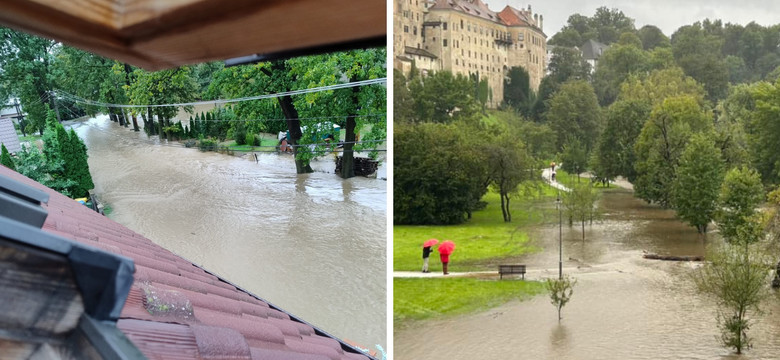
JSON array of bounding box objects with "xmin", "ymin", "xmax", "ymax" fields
[
  {"xmin": 73, "ymin": 116, "xmax": 386, "ymax": 349},
  {"xmin": 395, "ymin": 188, "xmax": 780, "ymax": 359}
]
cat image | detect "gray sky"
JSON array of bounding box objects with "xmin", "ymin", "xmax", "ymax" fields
[{"xmin": 484, "ymin": 0, "xmax": 780, "ymax": 37}]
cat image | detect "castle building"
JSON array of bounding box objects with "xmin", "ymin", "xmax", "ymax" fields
[{"xmin": 394, "ymin": 0, "xmax": 547, "ymax": 108}]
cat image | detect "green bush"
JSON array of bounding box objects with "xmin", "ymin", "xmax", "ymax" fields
[
  {"xmin": 245, "ymin": 133, "xmax": 255, "ymax": 147},
  {"xmin": 199, "ymin": 138, "xmax": 217, "ymax": 152}
]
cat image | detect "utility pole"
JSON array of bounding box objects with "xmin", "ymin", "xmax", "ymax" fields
[
  {"xmin": 558, "ymin": 191, "xmax": 562, "ymax": 280},
  {"xmin": 50, "ymin": 91, "xmax": 61, "ymax": 122},
  {"xmin": 13, "ymin": 99, "xmax": 25, "ymax": 136}
]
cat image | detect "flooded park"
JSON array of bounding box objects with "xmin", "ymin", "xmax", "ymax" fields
[
  {"xmin": 71, "ymin": 115, "xmax": 387, "ymax": 350},
  {"xmin": 395, "ymin": 188, "xmax": 780, "ymax": 359}
]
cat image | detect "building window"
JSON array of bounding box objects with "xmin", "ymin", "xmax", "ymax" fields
[
  {"xmin": 467, "ymin": 23, "xmax": 471, "ymax": 31},
  {"xmin": 519, "ymin": 33, "xmax": 524, "ymax": 41},
  {"xmin": 443, "ymin": 39, "xmax": 448, "ymax": 47},
  {"xmin": 404, "ymin": 26, "xmax": 409, "ymax": 33},
  {"xmin": 443, "ymin": 22, "xmax": 448, "ymax": 30},
  {"xmin": 456, "ymin": 59, "xmax": 459, "ymax": 65},
  {"xmin": 413, "ymin": 26, "xmax": 417, "ymax": 35},
  {"xmin": 461, "ymin": 20, "xmax": 464, "ymax": 29}
]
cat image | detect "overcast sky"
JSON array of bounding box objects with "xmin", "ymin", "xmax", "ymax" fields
[{"xmin": 483, "ymin": 0, "xmax": 780, "ymax": 37}]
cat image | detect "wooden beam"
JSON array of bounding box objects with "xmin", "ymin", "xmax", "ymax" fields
[{"xmin": 0, "ymin": 0, "xmax": 386, "ymax": 70}]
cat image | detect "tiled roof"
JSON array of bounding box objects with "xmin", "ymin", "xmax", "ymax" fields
[
  {"xmin": 429, "ymin": 0, "xmax": 499, "ymax": 23},
  {"xmin": 0, "ymin": 118, "xmax": 21, "ymax": 153},
  {"xmin": 497, "ymin": 6, "xmax": 530, "ymax": 27},
  {"xmin": 0, "ymin": 165, "xmax": 371, "ymax": 360}
]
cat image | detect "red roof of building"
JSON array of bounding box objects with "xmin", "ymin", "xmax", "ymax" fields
[
  {"xmin": 497, "ymin": 6, "xmax": 531, "ymax": 27},
  {"xmin": 429, "ymin": 0, "xmax": 500, "ymax": 23},
  {"xmin": 0, "ymin": 165, "xmax": 370, "ymax": 360}
]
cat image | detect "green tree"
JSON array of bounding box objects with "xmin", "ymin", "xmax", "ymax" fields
[
  {"xmin": 694, "ymin": 242, "xmax": 772, "ymax": 354},
  {"xmin": 560, "ymin": 138, "xmax": 588, "ymax": 180},
  {"xmin": 671, "ymin": 134, "xmax": 724, "ymax": 234},
  {"xmin": 634, "ymin": 95, "xmax": 713, "ymax": 207},
  {"xmin": 126, "ymin": 66, "xmax": 197, "ymax": 140},
  {"xmin": 592, "ymin": 42, "xmax": 650, "ymax": 106},
  {"xmin": 594, "ymin": 99, "xmax": 651, "ymax": 182},
  {"xmin": 637, "ymin": 25, "xmax": 670, "ymax": 50},
  {"xmin": 562, "ymin": 182, "xmax": 599, "ymax": 240},
  {"xmin": 546, "ymin": 80, "xmax": 602, "ymax": 153},
  {"xmin": 0, "ymin": 27, "xmax": 58, "ymax": 135},
  {"xmin": 716, "ymin": 167, "xmax": 764, "ymax": 243},
  {"xmin": 545, "ymin": 276, "xmax": 577, "ymax": 321},
  {"xmin": 14, "ymin": 144, "xmax": 75, "ymax": 197},
  {"xmin": 671, "ymin": 23, "xmax": 729, "ymax": 101},
  {"xmin": 394, "ymin": 122, "xmax": 486, "ymax": 225},
  {"xmin": 504, "ymin": 66, "xmax": 532, "ymax": 112},
  {"xmin": 405, "ymin": 70, "xmax": 478, "ymax": 124},
  {"xmin": 288, "ymin": 48, "xmax": 386, "ymax": 178},
  {"xmin": 749, "ymin": 80, "xmax": 780, "ymax": 184},
  {"xmin": 486, "ymin": 131, "xmax": 533, "ymax": 222},
  {"xmin": 67, "ymin": 129, "xmax": 94, "ymax": 198},
  {"xmin": 0, "ymin": 143, "xmax": 15, "ymax": 171}
]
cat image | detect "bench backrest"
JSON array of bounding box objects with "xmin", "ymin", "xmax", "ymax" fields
[{"xmin": 499, "ymin": 265, "xmax": 526, "ymax": 272}]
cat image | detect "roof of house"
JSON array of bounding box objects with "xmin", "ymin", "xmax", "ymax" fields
[
  {"xmin": 0, "ymin": 0, "xmax": 385, "ymax": 70},
  {"xmin": 429, "ymin": 0, "xmax": 500, "ymax": 23},
  {"xmin": 497, "ymin": 6, "xmax": 531, "ymax": 27},
  {"xmin": 580, "ymin": 39, "xmax": 610, "ymax": 61},
  {"xmin": 0, "ymin": 118, "xmax": 21, "ymax": 153},
  {"xmin": 0, "ymin": 165, "xmax": 371, "ymax": 360}
]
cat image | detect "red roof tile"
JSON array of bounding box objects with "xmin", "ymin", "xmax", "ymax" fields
[{"xmin": 0, "ymin": 166, "xmax": 371, "ymax": 360}]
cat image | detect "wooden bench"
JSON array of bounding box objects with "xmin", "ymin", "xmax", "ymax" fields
[{"xmin": 498, "ymin": 265, "xmax": 526, "ymax": 280}]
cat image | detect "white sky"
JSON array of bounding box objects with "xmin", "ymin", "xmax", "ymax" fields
[{"xmin": 483, "ymin": 0, "xmax": 780, "ymax": 37}]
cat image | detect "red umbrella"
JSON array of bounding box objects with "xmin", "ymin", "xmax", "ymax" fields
[
  {"xmin": 438, "ymin": 240, "xmax": 455, "ymax": 255},
  {"xmin": 423, "ymin": 239, "xmax": 439, "ymax": 247}
]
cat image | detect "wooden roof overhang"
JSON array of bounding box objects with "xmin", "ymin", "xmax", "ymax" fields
[{"xmin": 0, "ymin": 0, "xmax": 386, "ymax": 70}]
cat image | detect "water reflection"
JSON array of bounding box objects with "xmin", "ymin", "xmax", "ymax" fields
[{"xmin": 73, "ymin": 116, "xmax": 386, "ymax": 349}]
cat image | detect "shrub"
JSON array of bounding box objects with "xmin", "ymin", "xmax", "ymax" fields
[{"xmin": 199, "ymin": 138, "xmax": 217, "ymax": 152}]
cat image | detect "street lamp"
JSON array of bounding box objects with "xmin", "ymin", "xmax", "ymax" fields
[{"xmin": 557, "ymin": 191, "xmax": 562, "ymax": 280}]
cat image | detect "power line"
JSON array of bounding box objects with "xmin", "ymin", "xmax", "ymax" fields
[{"xmin": 53, "ymin": 78, "xmax": 387, "ymax": 109}]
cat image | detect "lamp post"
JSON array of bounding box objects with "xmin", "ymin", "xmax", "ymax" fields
[{"xmin": 557, "ymin": 191, "xmax": 562, "ymax": 280}]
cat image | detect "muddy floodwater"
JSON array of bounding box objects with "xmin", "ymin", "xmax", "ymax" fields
[
  {"xmin": 73, "ymin": 116, "xmax": 386, "ymax": 349},
  {"xmin": 395, "ymin": 188, "xmax": 780, "ymax": 359}
]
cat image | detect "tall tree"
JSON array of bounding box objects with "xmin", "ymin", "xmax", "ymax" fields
[
  {"xmin": 671, "ymin": 23, "xmax": 729, "ymax": 101},
  {"xmin": 594, "ymin": 99, "xmax": 651, "ymax": 182},
  {"xmin": 546, "ymin": 80, "xmax": 602, "ymax": 153},
  {"xmin": 672, "ymin": 134, "xmax": 724, "ymax": 234},
  {"xmin": 0, "ymin": 27, "xmax": 58, "ymax": 134},
  {"xmin": 486, "ymin": 131, "xmax": 533, "ymax": 222},
  {"xmin": 593, "ymin": 40, "xmax": 650, "ymax": 106},
  {"xmin": 637, "ymin": 25, "xmax": 670, "ymax": 50},
  {"xmin": 716, "ymin": 167, "xmax": 764, "ymax": 243},
  {"xmin": 289, "ymin": 49, "xmax": 386, "ymax": 178},
  {"xmin": 634, "ymin": 95, "xmax": 713, "ymax": 207},
  {"xmin": 503, "ymin": 66, "xmax": 532, "ymax": 113},
  {"xmin": 67, "ymin": 129, "xmax": 94, "ymax": 197}
]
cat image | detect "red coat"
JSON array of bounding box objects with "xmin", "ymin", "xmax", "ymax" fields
[{"xmin": 440, "ymin": 253, "xmax": 450, "ymax": 263}]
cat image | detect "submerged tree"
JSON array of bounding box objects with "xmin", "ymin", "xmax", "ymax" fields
[
  {"xmin": 672, "ymin": 134, "xmax": 724, "ymax": 234},
  {"xmin": 545, "ymin": 275, "xmax": 577, "ymax": 321},
  {"xmin": 694, "ymin": 241, "xmax": 771, "ymax": 354}
]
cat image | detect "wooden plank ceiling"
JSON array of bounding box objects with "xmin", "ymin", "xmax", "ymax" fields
[{"xmin": 0, "ymin": 0, "xmax": 386, "ymax": 70}]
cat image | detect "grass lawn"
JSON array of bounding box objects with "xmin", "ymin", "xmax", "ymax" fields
[
  {"xmin": 394, "ymin": 184, "xmax": 560, "ymax": 272},
  {"xmin": 393, "ymin": 277, "xmax": 545, "ymax": 326},
  {"xmin": 223, "ymin": 133, "xmax": 278, "ymax": 151}
]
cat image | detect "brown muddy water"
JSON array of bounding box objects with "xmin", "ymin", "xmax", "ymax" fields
[
  {"xmin": 70, "ymin": 115, "xmax": 387, "ymax": 349},
  {"xmin": 395, "ymin": 189, "xmax": 780, "ymax": 360}
]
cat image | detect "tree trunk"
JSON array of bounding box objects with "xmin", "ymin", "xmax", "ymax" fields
[
  {"xmin": 504, "ymin": 193, "xmax": 511, "ymax": 222},
  {"xmin": 131, "ymin": 114, "xmax": 140, "ymax": 132},
  {"xmin": 277, "ymin": 93, "xmax": 312, "ymax": 174},
  {"xmin": 340, "ymin": 113, "xmax": 356, "ymax": 179},
  {"xmin": 581, "ymin": 220, "xmax": 585, "ymax": 241}
]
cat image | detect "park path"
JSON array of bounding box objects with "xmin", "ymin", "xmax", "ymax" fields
[{"xmin": 541, "ymin": 166, "xmax": 570, "ymax": 192}]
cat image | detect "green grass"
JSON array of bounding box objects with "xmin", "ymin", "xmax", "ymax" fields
[
  {"xmin": 393, "ymin": 277, "xmax": 545, "ymax": 325},
  {"xmin": 18, "ymin": 134, "xmax": 42, "ymax": 142},
  {"xmin": 394, "ymin": 185, "xmax": 559, "ymax": 272},
  {"xmin": 555, "ymin": 169, "xmax": 613, "ymax": 192}
]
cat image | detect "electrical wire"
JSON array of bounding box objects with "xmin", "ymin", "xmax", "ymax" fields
[{"xmin": 53, "ymin": 77, "xmax": 387, "ymax": 109}]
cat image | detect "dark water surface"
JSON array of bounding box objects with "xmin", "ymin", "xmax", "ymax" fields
[
  {"xmin": 395, "ymin": 188, "xmax": 780, "ymax": 360},
  {"xmin": 74, "ymin": 116, "xmax": 387, "ymax": 349}
]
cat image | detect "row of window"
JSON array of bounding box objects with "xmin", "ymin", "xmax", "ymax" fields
[{"xmin": 453, "ymin": 59, "xmax": 502, "ymax": 73}]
